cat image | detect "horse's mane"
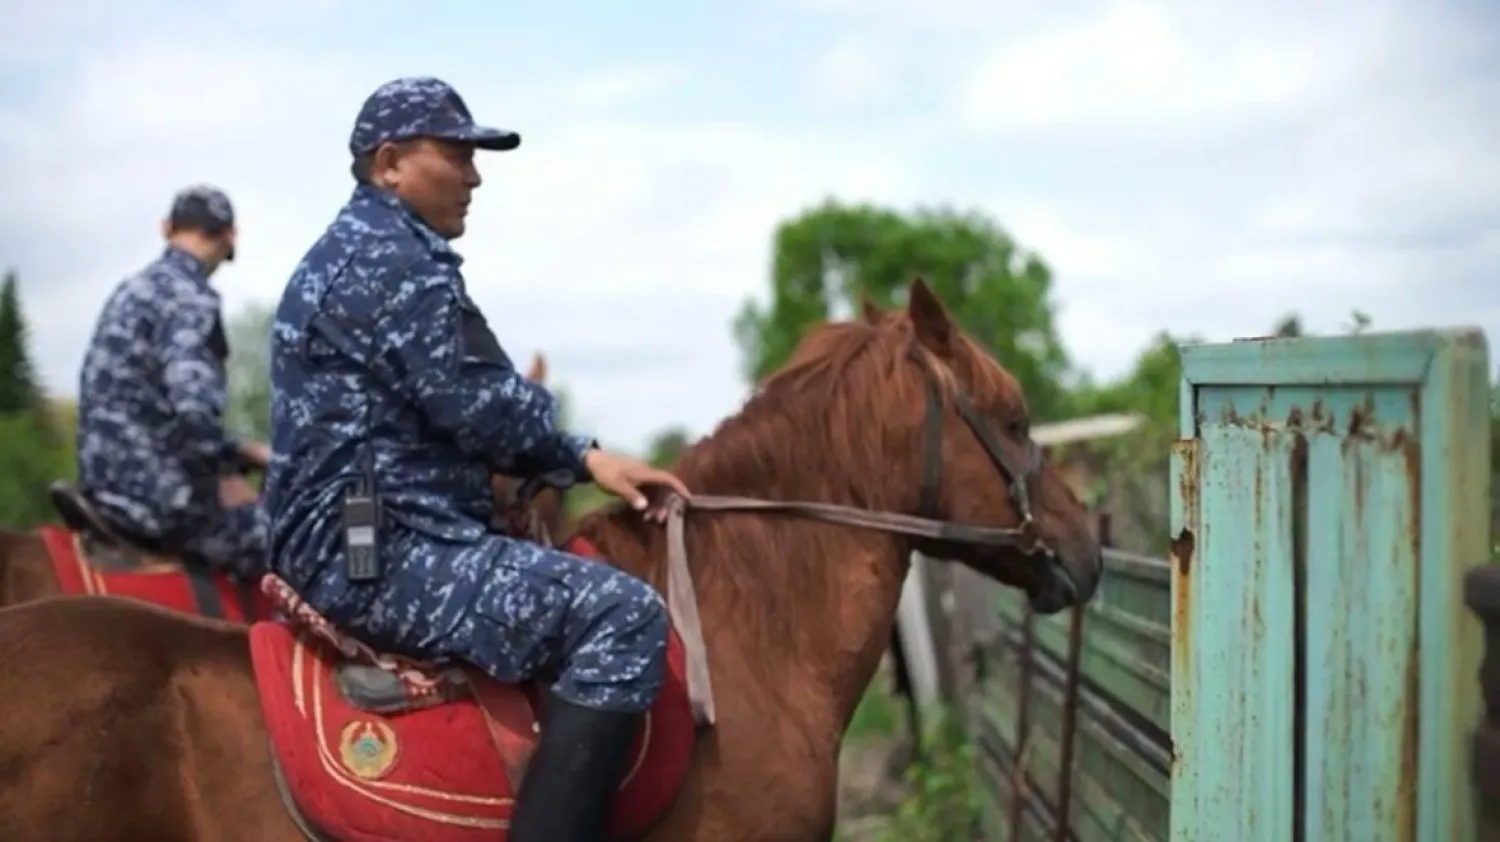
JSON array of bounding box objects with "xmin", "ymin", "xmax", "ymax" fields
[
  {"xmin": 576, "ymin": 309, "xmax": 1025, "ymax": 656},
  {"xmin": 676, "ymin": 319, "xmax": 923, "ymax": 505}
]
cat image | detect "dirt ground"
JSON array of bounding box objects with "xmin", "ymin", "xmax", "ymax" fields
[{"xmin": 835, "ymin": 736, "xmax": 911, "ymax": 840}]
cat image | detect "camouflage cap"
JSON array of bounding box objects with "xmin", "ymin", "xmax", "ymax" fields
[
  {"xmin": 168, "ymin": 185, "xmax": 235, "ymax": 233},
  {"xmin": 348, "ymin": 76, "xmax": 520, "ymax": 156}
]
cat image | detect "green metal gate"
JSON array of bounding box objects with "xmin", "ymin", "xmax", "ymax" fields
[{"xmin": 1169, "ymin": 328, "xmax": 1491, "ymax": 841}]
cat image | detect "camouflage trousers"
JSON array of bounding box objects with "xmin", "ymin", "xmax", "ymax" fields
[
  {"xmin": 309, "ymin": 528, "xmax": 669, "ymax": 714},
  {"xmin": 180, "ymin": 500, "xmax": 270, "ymax": 581},
  {"xmin": 95, "ymin": 492, "xmax": 269, "ymax": 581}
]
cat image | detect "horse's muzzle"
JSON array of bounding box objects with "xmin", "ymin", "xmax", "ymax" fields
[{"xmin": 1027, "ymin": 561, "xmax": 1081, "ymax": 615}]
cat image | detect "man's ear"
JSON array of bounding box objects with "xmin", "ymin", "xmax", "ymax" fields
[{"xmin": 369, "ymin": 141, "xmax": 406, "ymax": 188}]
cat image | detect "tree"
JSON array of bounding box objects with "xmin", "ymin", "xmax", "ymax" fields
[
  {"xmin": 0, "ymin": 412, "xmax": 72, "ymax": 528},
  {"xmin": 645, "ymin": 427, "xmax": 691, "ymax": 468},
  {"xmin": 0, "ymin": 269, "xmax": 43, "ymax": 415},
  {"xmin": 1072, "ymin": 331, "xmax": 1195, "ymax": 427},
  {"xmin": 1490, "ymin": 373, "xmax": 1499, "ymax": 559},
  {"xmin": 732, "ymin": 201, "xmax": 1073, "ymax": 420},
  {"xmin": 224, "ymin": 302, "xmax": 275, "ymax": 441},
  {"xmin": 0, "ymin": 269, "xmax": 70, "ymax": 527},
  {"xmin": 1272, "ymin": 314, "xmax": 1304, "ymax": 338}
]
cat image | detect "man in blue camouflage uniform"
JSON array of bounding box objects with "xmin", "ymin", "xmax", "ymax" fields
[
  {"xmin": 265, "ymin": 77, "xmax": 692, "ymax": 842},
  {"xmin": 76, "ymin": 186, "xmax": 271, "ymax": 579}
]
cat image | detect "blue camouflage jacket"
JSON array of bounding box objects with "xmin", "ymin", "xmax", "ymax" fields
[
  {"xmin": 77, "ymin": 247, "xmax": 242, "ymax": 539},
  {"xmin": 265, "ymin": 184, "xmax": 594, "ymax": 589}
]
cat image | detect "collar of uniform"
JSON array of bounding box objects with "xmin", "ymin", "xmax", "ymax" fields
[
  {"xmin": 349, "ymin": 184, "xmax": 462, "ymax": 265},
  {"xmin": 159, "ymin": 246, "xmax": 211, "ymax": 287}
]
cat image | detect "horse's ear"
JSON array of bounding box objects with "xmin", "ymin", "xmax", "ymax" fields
[
  {"xmin": 907, "ymin": 277, "xmax": 956, "ymax": 357},
  {"xmin": 859, "ymin": 293, "xmax": 885, "ymax": 325},
  {"xmin": 526, "ymin": 352, "xmax": 548, "ymax": 384}
]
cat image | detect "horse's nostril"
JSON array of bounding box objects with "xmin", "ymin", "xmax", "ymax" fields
[{"xmin": 1028, "ymin": 566, "xmax": 1078, "ymax": 615}]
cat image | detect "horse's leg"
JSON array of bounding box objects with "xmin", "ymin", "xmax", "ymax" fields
[
  {"xmin": 0, "ymin": 531, "xmax": 62, "ymax": 607},
  {"xmin": 0, "ymin": 598, "xmax": 301, "ymax": 841},
  {"xmin": 887, "ymin": 624, "xmax": 924, "ymax": 768}
]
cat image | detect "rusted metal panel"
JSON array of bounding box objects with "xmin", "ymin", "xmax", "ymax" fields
[
  {"xmin": 1169, "ymin": 423, "xmax": 1298, "ymax": 841},
  {"xmin": 1414, "ymin": 331, "xmax": 1490, "ymax": 840},
  {"xmin": 1301, "ymin": 398, "xmax": 1421, "ymax": 840},
  {"xmin": 1170, "ymin": 328, "xmax": 1490, "ymax": 842}
]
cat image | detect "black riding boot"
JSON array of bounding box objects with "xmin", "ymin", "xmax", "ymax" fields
[{"xmin": 508, "ymin": 688, "xmax": 640, "ymax": 842}]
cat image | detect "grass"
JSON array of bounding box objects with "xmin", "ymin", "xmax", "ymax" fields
[
  {"xmin": 847, "ymin": 678, "xmax": 905, "ymax": 740},
  {"xmin": 836, "ymin": 679, "xmax": 980, "ymax": 842},
  {"xmin": 873, "ymin": 711, "xmax": 980, "ymax": 842}
]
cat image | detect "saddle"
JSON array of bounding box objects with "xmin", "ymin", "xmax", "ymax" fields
[
  {"xmin": 43, "ymin": 481, "xmax": 267, "ymax": 621},
  {"xmin": 49, "ymin": 480, "xmax": 173, "ymax": 568},
  {"xmin": 249, "ymin": 537, "xmax": 699, "ymax": 842}
]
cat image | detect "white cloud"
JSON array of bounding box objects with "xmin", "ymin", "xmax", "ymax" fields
[
  {"xmin": 958, "ymin": 0, "xmax": 1392, "ymax": 135},
  {"xmin": 558, "ymin": 64, "xmax": 686, "ymax": 110},
  {"xmin": 2, "ymin": 0, "xmax": 1496, "ymax": 456},
  {"xmin": 811, "ymin": 37, "xmax": 888, "ymax": 107},
  {"xmin": 1, "ymin": 29, "xmax": 932, "ymax": 449}
]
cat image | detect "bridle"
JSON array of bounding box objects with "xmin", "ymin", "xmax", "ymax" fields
[
  {"xmin": 513, "ymin": 347, "xmax": 1055, "ymax": 557},
  {"xmin": 910, "ymin": 348, "xmax": 1048, "ymax": 552},
  {"xmin": 508, "ymin": 345, "xmax": 1063, "ymax": 728}
]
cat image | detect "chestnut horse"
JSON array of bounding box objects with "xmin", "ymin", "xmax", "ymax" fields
[
  {"xmin": 0, "ymin": 279, "xmax": 1101, "ymax": 841},
  {"xmin": 0, "ymin": 353, "xmax": 566, "ymax": 611}
]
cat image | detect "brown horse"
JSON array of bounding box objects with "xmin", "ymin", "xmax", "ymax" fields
[
  {"xmin": 0, "ymin": 279, "xmax": 1101, "ymax": 842},
  {"xmin": 0, "ymin": 353, "xmax": 566, "ymax": 614}
]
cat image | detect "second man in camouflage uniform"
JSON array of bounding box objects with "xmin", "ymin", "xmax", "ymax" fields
[{"xmin": 76, "ymin": 186, "xmax": 271, "ymax": 579}]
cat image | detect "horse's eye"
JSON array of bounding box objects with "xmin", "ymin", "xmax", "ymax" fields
[{"xmin": 1008, "ymin": 418, "xmax": 1030, "ymax": 438}]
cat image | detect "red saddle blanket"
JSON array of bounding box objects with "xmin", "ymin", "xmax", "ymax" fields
[
  {"xmin": 248, "ymin": 537, "xmax": 696, "ymax": 842},
  {"xmin": 38, "ymin": 525, "xmax": 271, "ymax": 622}
]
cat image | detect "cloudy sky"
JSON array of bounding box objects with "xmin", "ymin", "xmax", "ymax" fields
[{"xmin": 1, "ymin": 0, "xmax": 1496, "ymax": 451}]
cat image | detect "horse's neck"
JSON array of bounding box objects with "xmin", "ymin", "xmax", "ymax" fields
[{"xmin": 582, "ymin": 442, "xmax": 916, "ymax": 731}]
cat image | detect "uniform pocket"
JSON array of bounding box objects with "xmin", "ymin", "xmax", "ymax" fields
[
  {"xmin": 456, "ymin": 298, "xmax": 513, "ymax": 369},
  {"xmin": 468, "ymin": 536, "xmax": 575, "ymax": 642}
]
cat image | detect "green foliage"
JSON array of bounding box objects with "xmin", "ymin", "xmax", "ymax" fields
[
  {"xmin": 0, "ymin": 411, "xmax": 73, "ymax": 529},
  {"xmin": 875, "ymin": 711, "xmax": 979, "ymax": 842},
  {"xmin": 733, "ymin": 200, "xmax": 1073, "ymax": 420},
  {"xmin": 564, "ymin": 483, "xmax": 613, "ymax": 519},
  {"xmin": 224, "ymin": 302, "xmax": 275, "ymax": 441},
  {"xmin": 645, "ymin": 427, "xmax": 691, "ymax": 468},
  {"xmin": 0, "ymin": 269, "xmax": 70, "ymax": 528},
  {"xmin": 1272, "ymin": 313, "xmax": 1304, "ymax": 338},
  {"xmin": 0, "ymin": 269, "xmax": 43, "ymax": 416},
  {"xmin": 1490, "ymin": 373, "xmax": 1498, "ymax": 560},
  {"xmin": 847, "ymin": 680, "xmax": 904, "ymax": 739},
  {"xmin": 1069, "ymin": 330, "xmax": 1196, "ymax": 427}
]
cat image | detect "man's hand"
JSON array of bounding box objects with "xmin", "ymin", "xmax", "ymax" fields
[
  {"xmin": 584, "ymin": 449, "xmax": 690, "ymax": 524},
  {"xmin": 219, "ymin": 474, "xmax": 259, "ymax": 508},
  {"xmin": 238, "ymin": 439, "xmax": 272, "ymax": 470}
]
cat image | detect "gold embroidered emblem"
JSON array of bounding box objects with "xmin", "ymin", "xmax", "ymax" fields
[{"xmin": 338, "ymin": 719, "xmax": 399, "ymax": 780}]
